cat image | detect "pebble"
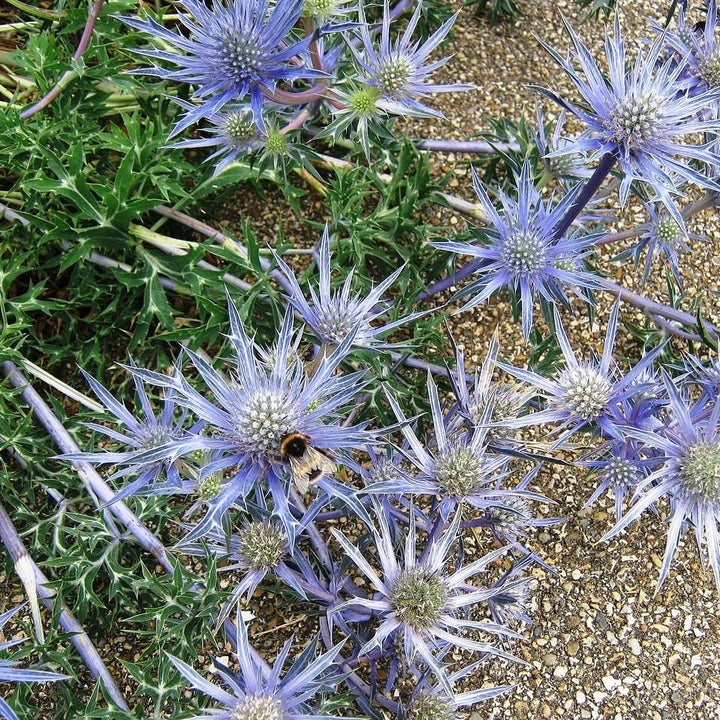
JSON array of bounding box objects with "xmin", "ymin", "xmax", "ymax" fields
[
  {"xmin": 543, "ymin": 652, "xmax": 559, "ymax": 667},
  {"xmin": 567, "ymin": 640, "xmax": 580, "ymax": 656},
  {"xmin": 602, "ymin": 675, "xmax": 621, "ymax": 691},
  {"xmin": 629, "ymin": 638, "xmax": 642, "ymax": 656}
]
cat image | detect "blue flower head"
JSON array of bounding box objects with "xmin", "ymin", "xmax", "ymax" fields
[
  {"xmin": 653, "ymin": 0, "xmax": 720, "ymax": 96},
  {"xmin": 71, "ymin": 297, "xmax": 372, "ymax": 545},
  {"xmin": 333, "ymin": 505, "xmax": 524, "ymax": 694},
  {"xmin": 274, "ymin": 227, "xmax": 427, "ymax": 350},
  {"xmin": 169, "ymin": 608, "xmax": 347, "ymax": 719},
  {"xmin": 497, "ymin": 301, "xmax": 665, "ymax": 447},
  {"xmin": 121, "ymin": 0, "xmax": 321, "ymax": 134},
  {"xmin": 536, "ymin": 14, "xmax": 720, "ymax": 227},
  {"xmin": 433, "ymin": 162, "xmax": 600, "ymax": 340},
  {"xmin": 602, "ymin": 373, "xmax": 720, "ymax": 594},
  {"xmin": 350, "ymin": 0, "xmax": 472, "ymax": 117}
]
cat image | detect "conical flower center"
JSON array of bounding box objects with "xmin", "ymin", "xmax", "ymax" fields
[
  {"xmin": 315, "ymin": 298, "xmax": 369, "ymax": 345},
  {"xmin": 435, "ymin": 445, "xmax": 487, "ymax": 496},
  {"xmin": 392, "ymin": 568, "xmax": 447, "ymax": 628},
  {"xmin": 699, "ymin": 48, "xmax": 720, "ymax": 87},
  {"xmin": 233, "ymin": 390, "xmax": 295, "ymax": 454},
  {"xmin": 602, "ymin": 457, "xmax": 639, "ymax": 490},
  {"xmin": 231, "ymin": 694, "xmax": 284, "ymax": 720},
  {"xmin": 409, "ymin": 692, "xmax": 458, "ymax": 720},
  {"xmin": 652, "ymin": 217, "xmax": 682, "ymax": 247},
  {"xmin": 216, "ymin": 30, "xmax": 268, "ymax": 82},
  {"xmin": 557, "ymin": 365, "xmax": 612, "ymax": 420},
  {"xmin": 224, "ymin": 112, "xmax": 257, "ymax": 144},
  {"xmin": 349, "ymin": 86, "xmax": 382, "ymax": 116},
  {"xmin": 678, "ymin": 441, "xmax": 720, "ymax": 503},
  {"xmin": 137, "ymin": 425, "xmax": 171, "ymax": 450},
  {"xmin": 501, "ymin": 228, "xmax": 547, "ymax": 276},
  {"xmin": 239, "ymin": 521, "xmax": 287, "ymax": 569},
  {"xmin": 377, "ymin": 52, "xmax": 413, "ymax": 96},
  {"xmin": 487, "ymin": 496, "xmax": 532, "ymax": 533},
  {"xmin": 608, "ymin": 92, "xmax": 664, "ymax": 148},
  {"xmin": 303, "ymin": 0, "xmax": 336, "ymax": 18}
]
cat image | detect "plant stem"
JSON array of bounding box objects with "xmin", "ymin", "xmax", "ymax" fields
[
  {"xmin": 20, "ymin": 0, "xmax": 105, "ymax": 119},
  {"xmin": 552, "ymin": 151, "xmax": 616, "ymax": 241},
  {"xmin": 0, "ymin": 501, "xmax": 130, "ymax": 711},
  {"xmin": 598, "ymin": 278, "xmax": 719, "ymax": 339},
  {"xmin": 151, "ymin": 206, "xmax": 295, "ymax": 295},
  {"xmin": 413, "ymin": 258, "xmax": 486, "ymax": 303},
  {"xmin": 1, "ymin": 361, "xmax": 175, "ymax": 574},
  {"xmin": 416, "ymin": 139, "xmax": 521, "ymax": 153}
]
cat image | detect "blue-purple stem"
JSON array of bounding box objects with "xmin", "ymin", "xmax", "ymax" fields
[
  {"xmin": 0, "ymin": 501, "xmax": 130, "ymax": 710},
  {"xmin": 416, "ymin": 139, "xmax": 521, "ymax": 154},
  {"xmin": 552, "ymin": 151, "xmax": 617, "ymax": 241}
]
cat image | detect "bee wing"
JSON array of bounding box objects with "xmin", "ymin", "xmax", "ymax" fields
[{"xmin": 289, "ymin": 448, "xmax": 337, "ymax": 495}]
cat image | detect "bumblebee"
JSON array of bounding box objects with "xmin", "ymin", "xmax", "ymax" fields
[{"xmin": 279, "ymin": 432, "xmax": 337, "ymax": 494}]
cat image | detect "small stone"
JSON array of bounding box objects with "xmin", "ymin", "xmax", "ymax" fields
[
  {"xmin": 542, "ymin": 704, "xmax": 552, "ymax": 718},
  {"xmin": 514, "ymin": 701, "xmax": 530, "ymax": 718},
  {"xmin": 593, "ymin": 691, "xmax": 608, "ymax": 704},
  {"xmin": 567, "ymin": 641, "xmax": 580, "ymax": 656},
  {"xmin": 543, "ymin": 652, "xmax": 559, "ymax": 667},
  {"xmin": 554, "ymin": 666, "xmax": 568, "ymax": 679},
  {"xmin": 628, "ymin": 638, "xmax": 641, "ymax": 656},
  {"xmin": 602, "ymin": 675, "xmax": 621, "ymax": 691},
  {"xmin": 576, "ymin": 691, "xmax": 586, "ymax": 705}
]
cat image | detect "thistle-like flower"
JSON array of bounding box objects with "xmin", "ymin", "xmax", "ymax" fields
[
  {"xmin": 653, "ymin": 0, "xmax": 720, "ymax": 96},
  {"xmin": 349, "ymin": 0, "xmax": 471, "ymax": 117},
  {"xmin": 602, "ymin": 373, "xmax": 720, "ymax": 594},
  {"xmin": 407, "ymin": 658, "xmax": 513, "ymax": 720},
  {"xmin": 366, "ymin": 373, "xmax": 511, "ymax": 519},
  {"xmin": 169, "ymin": 101, "xmax": 268, "ymax": 175},
  {"xmin": 121, "ymin": 0, "xmax": 321, "ymax": 134},
  {"xmin": 581, "ymin": 441, "xmax": 652, "ymax": 521},
  {"xmin": 333, "ymin": 507, "xmax": 523, "ymax": 693},
  {"xmin": 65, "ymin": 368, "xmax": 190, "ymax": 505},
  {"xmin": 274, "ymin": 227, "xmax": 425, "ymax": 350},
  {"xmin": 0, "ymin": 605, "xmax": 67, "ymax": 720},
  {"xmin": 627, "ymin": 203, "xmax": 696, "ymax": 286},
  {"xmin": 536, "ymin": 14, "xmax": 720, "ymax": 226},
  {"xmin": 179, "ymin": 517, "xmax": 305, "ymax": 617},
  {"xmin": 168, "ymin": 609, "xmax": 347, "ymax": 720},
  {"xmin": 433, "ymin": 162, "xmax": 600, "ymax": 340},
  {"xmin": 496, "ymin": 301, "xmax": 664, "ymax": 446},
  {"xmin": 72, "ymin": 298, "xmax": 371, "ymax": 544},
  {"xmin": 448, "ymin": 330, "xmax": 534, "ymax": 442}
]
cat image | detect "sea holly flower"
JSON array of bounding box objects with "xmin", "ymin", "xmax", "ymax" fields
[
  {"xmin": 602, "ymin": 373, "xmax": 720, "ymax": 594},
  {"xmin": 580, "ymin": 441, "xmax": 653, "ymax": 521},
  {"xmin": 653, "ymin": 0, "xmax": 720, "ymax": 96},
  {"xmin": 168, "ymin": 608, "xmax": 348, "ymax": 720},
  {"xmin": 333, "ymin": 507, "xmax": 524, "ymax": 694},
  {"xmin": 684, "ymin": 353, "xmax": 720, "ymax": 403},
  {"xmin": 623, "ymin": 203, "xmax": 697, "ymax": 286},
  {"xmin": 534, "ymin": 106, "xmax": 593, "ymax": 188},
  {"xmin": 72, "ymin": 298, "xmax": 371, "ymax": 544},
  {"xmin": 535, "ymin": 14, "xmax": 720, "ymax": 227},
  {"xmin": 496, "ymin": 300, "xmax": 665, "ymax": 447},
  {"xmin": 433, "ymin": 162, "xmax": 600, "ymax": 340},
  {"xmin": 349, "ymin": 0, "xmax": 471, "ymax": 117},
  {"xmin": 406, "ymin": 658, "xmax": 513, "ymax": 720},
  {"xmin": 447, "ymin": 330, "xmax": 534, "ymax": 442},
  {"xmin": 366, "ymin": 373, "xmax": 513, "ymax": 519},
  {"xmin": 169, "ymin": 101, "xmax": 267, "ymax": 175},
  {"xmin": 274, "ymin": 227, "xmax": 427, "ymax": 350},
  {"xmin": 121, "ymin": 0, "xmax": 322, "ymax": 135},
  {"xmin": 65, "ymin": 367, "xmax": 191, "ymax": 505},
  {"xmin": 0, "ymin": 605, "xmax": 67, "ymax": 720},
  {"xmin": 178, "ymin": 517, "xmax": 306, "ymax": 619}
]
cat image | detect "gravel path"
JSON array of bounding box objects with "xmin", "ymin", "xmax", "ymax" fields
[{"xmin": 406, "ymin": 1, "xmax": 720, "ymax": 718}]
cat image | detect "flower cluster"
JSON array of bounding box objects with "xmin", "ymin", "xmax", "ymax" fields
[{"xmin": 122, "ymin": 0, "xmax": 469, "ymax": 170}]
